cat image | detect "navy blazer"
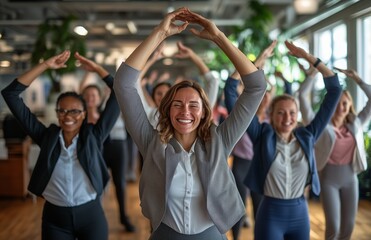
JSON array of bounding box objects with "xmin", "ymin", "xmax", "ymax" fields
[
  {"xmin": 224, "ymin": 74, "xmax": 342, "ymax": 196},
  {"xmin": 1, "ymin": 75, "xmax": 120, "ymax": 197}
]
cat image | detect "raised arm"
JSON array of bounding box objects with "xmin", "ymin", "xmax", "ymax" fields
[
  {"xmin": 1, "ymin": 51, "xmax": 71, "ymax": 144},
  {"xmin": 18, "ymin": 50, "xmax": 70, "ymax": 86},
  {"xmin": 335, "ymin": 67, "xmax": 371, "ymax": 125},
  {"xmin": 139, "ymin": 43, "xmax": 166, "ymax": 80},
  {"xmin": 175, "ymin": 41, "xmax": 219, "ymax": 108},
  {"xmin": 285, "ymin": 40, "xmax": 333, "ymax": 78},
  {"xmin": 114, "ymin": 8, "xmax": 190, "ymax": 154},
  {"xmin": 184, "ymin": 9, "xmax": 266, "ymax": 150},
  {"xmin": 298, "ymin": 63, "xmax": 318, "ymax": 124},
  {"xmin": 124, "ymin": 8, "xmax": 189, "ymax": 70},
  {"xmin": 74, "ymin": 52, "xmax": 120, "ymax": 141},
  {"xmin": 75, "ymin": 51, "xmax": 112, "ymax": 108},
  {"xmin": 75, "ymin": 52, "xmax": 109, "ymax": 79},
  {"xmin": 254, "ymin": 40, "xmax": 277, "ymax": 70},
  {"xmin": 285, "ymin": 40, "xmax": 342, "ymax": 140},
  {"xmin": 186, "ymin": 11, "xmax": 257, "ymax": 76},
  {"xmin": 274, "ymin": 70, "xmax": 292, "ymax": 95},
  {"xmin": 175, "ymin": 41, "xmax": 209, "ymax": 74}
]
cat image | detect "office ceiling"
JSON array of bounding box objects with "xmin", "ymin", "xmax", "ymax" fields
[{"xmin": 0, "ymin": 0, "xmax": 325, "ymax": 73}]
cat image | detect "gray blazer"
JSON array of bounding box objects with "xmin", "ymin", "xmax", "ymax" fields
[
  {"xmin": 299, "ymin": 76, "xmax": 371, "ymax": 173},
  {"xmin": 114, "ymin": 63, "xmax": 266, "ymax": 233}
]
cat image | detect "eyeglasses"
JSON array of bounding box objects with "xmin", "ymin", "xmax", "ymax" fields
[{"xmin": 56, "ymin": 108, "xmax": 84, "ymax": 117}]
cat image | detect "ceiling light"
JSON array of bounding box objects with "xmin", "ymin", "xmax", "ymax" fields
[
  {"xmin": 74, "ymin": 26, "xmax": 88, "ymax": 36},
  {"xmin": 111, "ymin": 28, "xmax": 128, "ymax": 35},
  {"xmin": 0, "ymin": 61, "xmax": 11, "ymax": 68},
  {"xmin": 127, "ymin": 21, "xmax": 137, "ymax": 34},
  {"xmin": 294, "ymin": 0, "xmax": 319, "ymax": 14},
  {"xmin": 95, "ymin": 52, "xmax": 105, "ymax": 65},
  {"xmin": 105, "ymin": 22, "xmax": 115, "ymax": 31}
]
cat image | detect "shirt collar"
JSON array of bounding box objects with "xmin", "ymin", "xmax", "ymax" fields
[{"xmin": 58, "ymin": 130, "xmax": 79, "ymax": 146}]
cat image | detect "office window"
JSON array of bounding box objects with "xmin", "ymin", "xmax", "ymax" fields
[
  {"xmin": 362, "ymin": 16, "xmax": 371, "ymax": 84},
  {"xmin": 315, "ymin": 23, "xmax": 347, "ymax": 85},
  {"xmin": 355, "ymin": 15, "xmax": 371, "ymax": 117}
]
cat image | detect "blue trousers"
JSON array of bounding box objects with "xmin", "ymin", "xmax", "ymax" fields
[
  {"xmin": 254, "ymin": 196, "xmax": 309, "ymax": 240},
  {"xmin": 41, "ymin": 198, "xmax": 108, "ymax": 240}
]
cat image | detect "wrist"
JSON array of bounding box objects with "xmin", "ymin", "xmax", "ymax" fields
[
  {"xmin": 355, "ymin": 77, "xmax": 362, "ymax": 84},
  {"xmin": 41, "ymin": 61, "xmax": 49, "ymax": 70}
]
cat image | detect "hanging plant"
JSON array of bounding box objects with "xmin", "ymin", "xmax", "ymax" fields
[
  {"xmin": 31, "ymin": 15, "xmax": 87, "ymax": 95},
  {"xmin": 206, "ymin": 0, "xmax": 275, "ymax": 73}
]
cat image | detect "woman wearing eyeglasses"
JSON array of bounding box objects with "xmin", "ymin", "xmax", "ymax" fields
[{"xmin": 1, "ymin": 50, "xmax": 120, "ymax": 240}]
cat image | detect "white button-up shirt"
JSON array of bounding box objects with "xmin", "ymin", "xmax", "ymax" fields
[
  {"xmin": 42, "ymin": 131, "xmax": 97, "ymax": 206},
  {"xmin": 162, "ymin": 140, "xmax": 214, "ymax": 234},
  {"xmin": 264, "ymin": 135, "xmax": 309, "ymax": 199}
]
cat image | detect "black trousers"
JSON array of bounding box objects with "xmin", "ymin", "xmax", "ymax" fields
[
  {"xmin": 150, "ymin": 223, "xmax": 227, "ymax": 240},
  {"xmin": 41, "ymin": 198, "xmax": 108, "ymax": 240},
  {"xmin": 103, "ymin": 139, "xmax": 129, "ymax": 223},
  {"xmin": 231, "ymin": 155, "xmax": 262, "ymax": 240}
]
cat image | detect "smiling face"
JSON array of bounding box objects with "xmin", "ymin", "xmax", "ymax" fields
[
  {"xmin": 82, "ymin": 86, "xmax": 101, "ymax": 110},
  {"xmin": 153, "ymin": 83, "xmax": 171, "ymax": 107},
  {"xmin": 169, "ymin": 87, "xmax": 205, "ymax": 140},
  {"xmin": 56, "ymin": 96, "xmax": 86, "ymax": 138},
  {"xmin": 333, "ymin": 92, "xmax": 352, "ymax": 121},
  {"xmin": 270, "ymin": 97, "xmax": 298, "ymax": 139}
]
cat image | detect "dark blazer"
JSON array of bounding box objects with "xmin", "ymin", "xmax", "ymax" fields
[
  {"xmin": 224, "ymin": 74, "xmax": 342, "ymax": 196},
  {"xmin": 1, "ymin": 75, "xmax": 120, "ymax": 197}
]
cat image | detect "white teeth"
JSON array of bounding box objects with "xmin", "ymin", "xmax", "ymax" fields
[
  {"xmin": 178, "ymin": 119, "xmax": 192, "ymax": 123},
  {"xmin": 64, "ymin": 121, "xmax": 74, "ymax": 125}
]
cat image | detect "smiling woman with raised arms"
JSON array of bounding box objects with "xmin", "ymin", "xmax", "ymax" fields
[
  {"xmin": 113, "ymin": 7, "xmax": 266, "ymax": 240},
  {"xmin": 1, "ymin": 51, "xmax": 120, "ymax": 240},
  {"xmin": 241, "ymin": 41, "xmax": 342, "ymax": 240}
]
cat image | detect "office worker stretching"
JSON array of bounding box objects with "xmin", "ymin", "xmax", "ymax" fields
[
  {"xmin": 1, "ymin": 51, "xmax": 120, "ymax": 240},
  {"xmin": 114, "ymin": 8, "xmax": 266, "ymax": 240}
]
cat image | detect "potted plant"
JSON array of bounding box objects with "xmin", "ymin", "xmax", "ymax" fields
[{"xmin": 31, "ymin": 15, "xmax": 87, "ymax": 96}]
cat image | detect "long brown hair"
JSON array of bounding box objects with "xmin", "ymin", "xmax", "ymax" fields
[{"xmin": 157, "ymin": 80, "xmax": 213, "ymax": 143}]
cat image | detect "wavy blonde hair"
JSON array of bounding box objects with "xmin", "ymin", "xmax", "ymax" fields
[
  {"xmin": 157, "ymin": 80, "xmax": 213, "ymax": 144},
  {"xmin": 269, "ymin": 94, "xmax": 298, "ymax": 129},
  {"xmin": 340, "ymin": 90, "xmax": 356, "ymax": 123}
]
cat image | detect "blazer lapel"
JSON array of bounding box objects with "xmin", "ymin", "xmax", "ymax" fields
[{"xmin": 165, "ymin": 138, "xmax": 182, "ymax": 192}]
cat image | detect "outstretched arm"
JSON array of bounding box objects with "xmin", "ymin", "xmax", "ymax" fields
[
  {"xmin": 186, "ymin": 11, "xmax": 257, "ymax": 75},
  {"xmin": 175, "ymin": 41, "xmax": 219, "ymax": 107},
  {"xmin": 75, "ymin": 52, "xmax": 109, "ymax": 79},
  {"xmin": 298, "ymin": 61, "xmax": 318, "ymax": 124},
  {"xmin": 175, "ymin": 41, "xmax": 209, "ymax": 74},
  {"xmin": 285, "ymin": 40, "xmax": 334, "ymax": 77},
  {"xmin": 114, "ymin": 8, "xmax": 191, "ymax": 154},
  {"xmin": 184, "ymin": 9, "xmax": 266, "ymax": 151},
  {"xmin": 124, "ymin": 8, "xmax": 189, "ymax": 71},
  {"xmin": 335, "ymin": 67, "xmax": 371, "ymax": 125},
  {"xmin": 139, "ymin": 43, "xmax": 166, "ymax": 80},
  {"xmin": 1, "ymin": 51, "xmax": 71, "ymax": 144},
  {"xmin": 18, "ymin": 50, "xmax": 70, "ymax": 86},
  {"xmin": 254, "ymin": 40, "xmax": 277, "ymax": 69},
  {"xmin": 285, "ymin": 40, "xmax": 341, "ymax": 140},
  {"xmin": 334, "ymin": 67, "xmax": 361, "ymax": 84}
]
